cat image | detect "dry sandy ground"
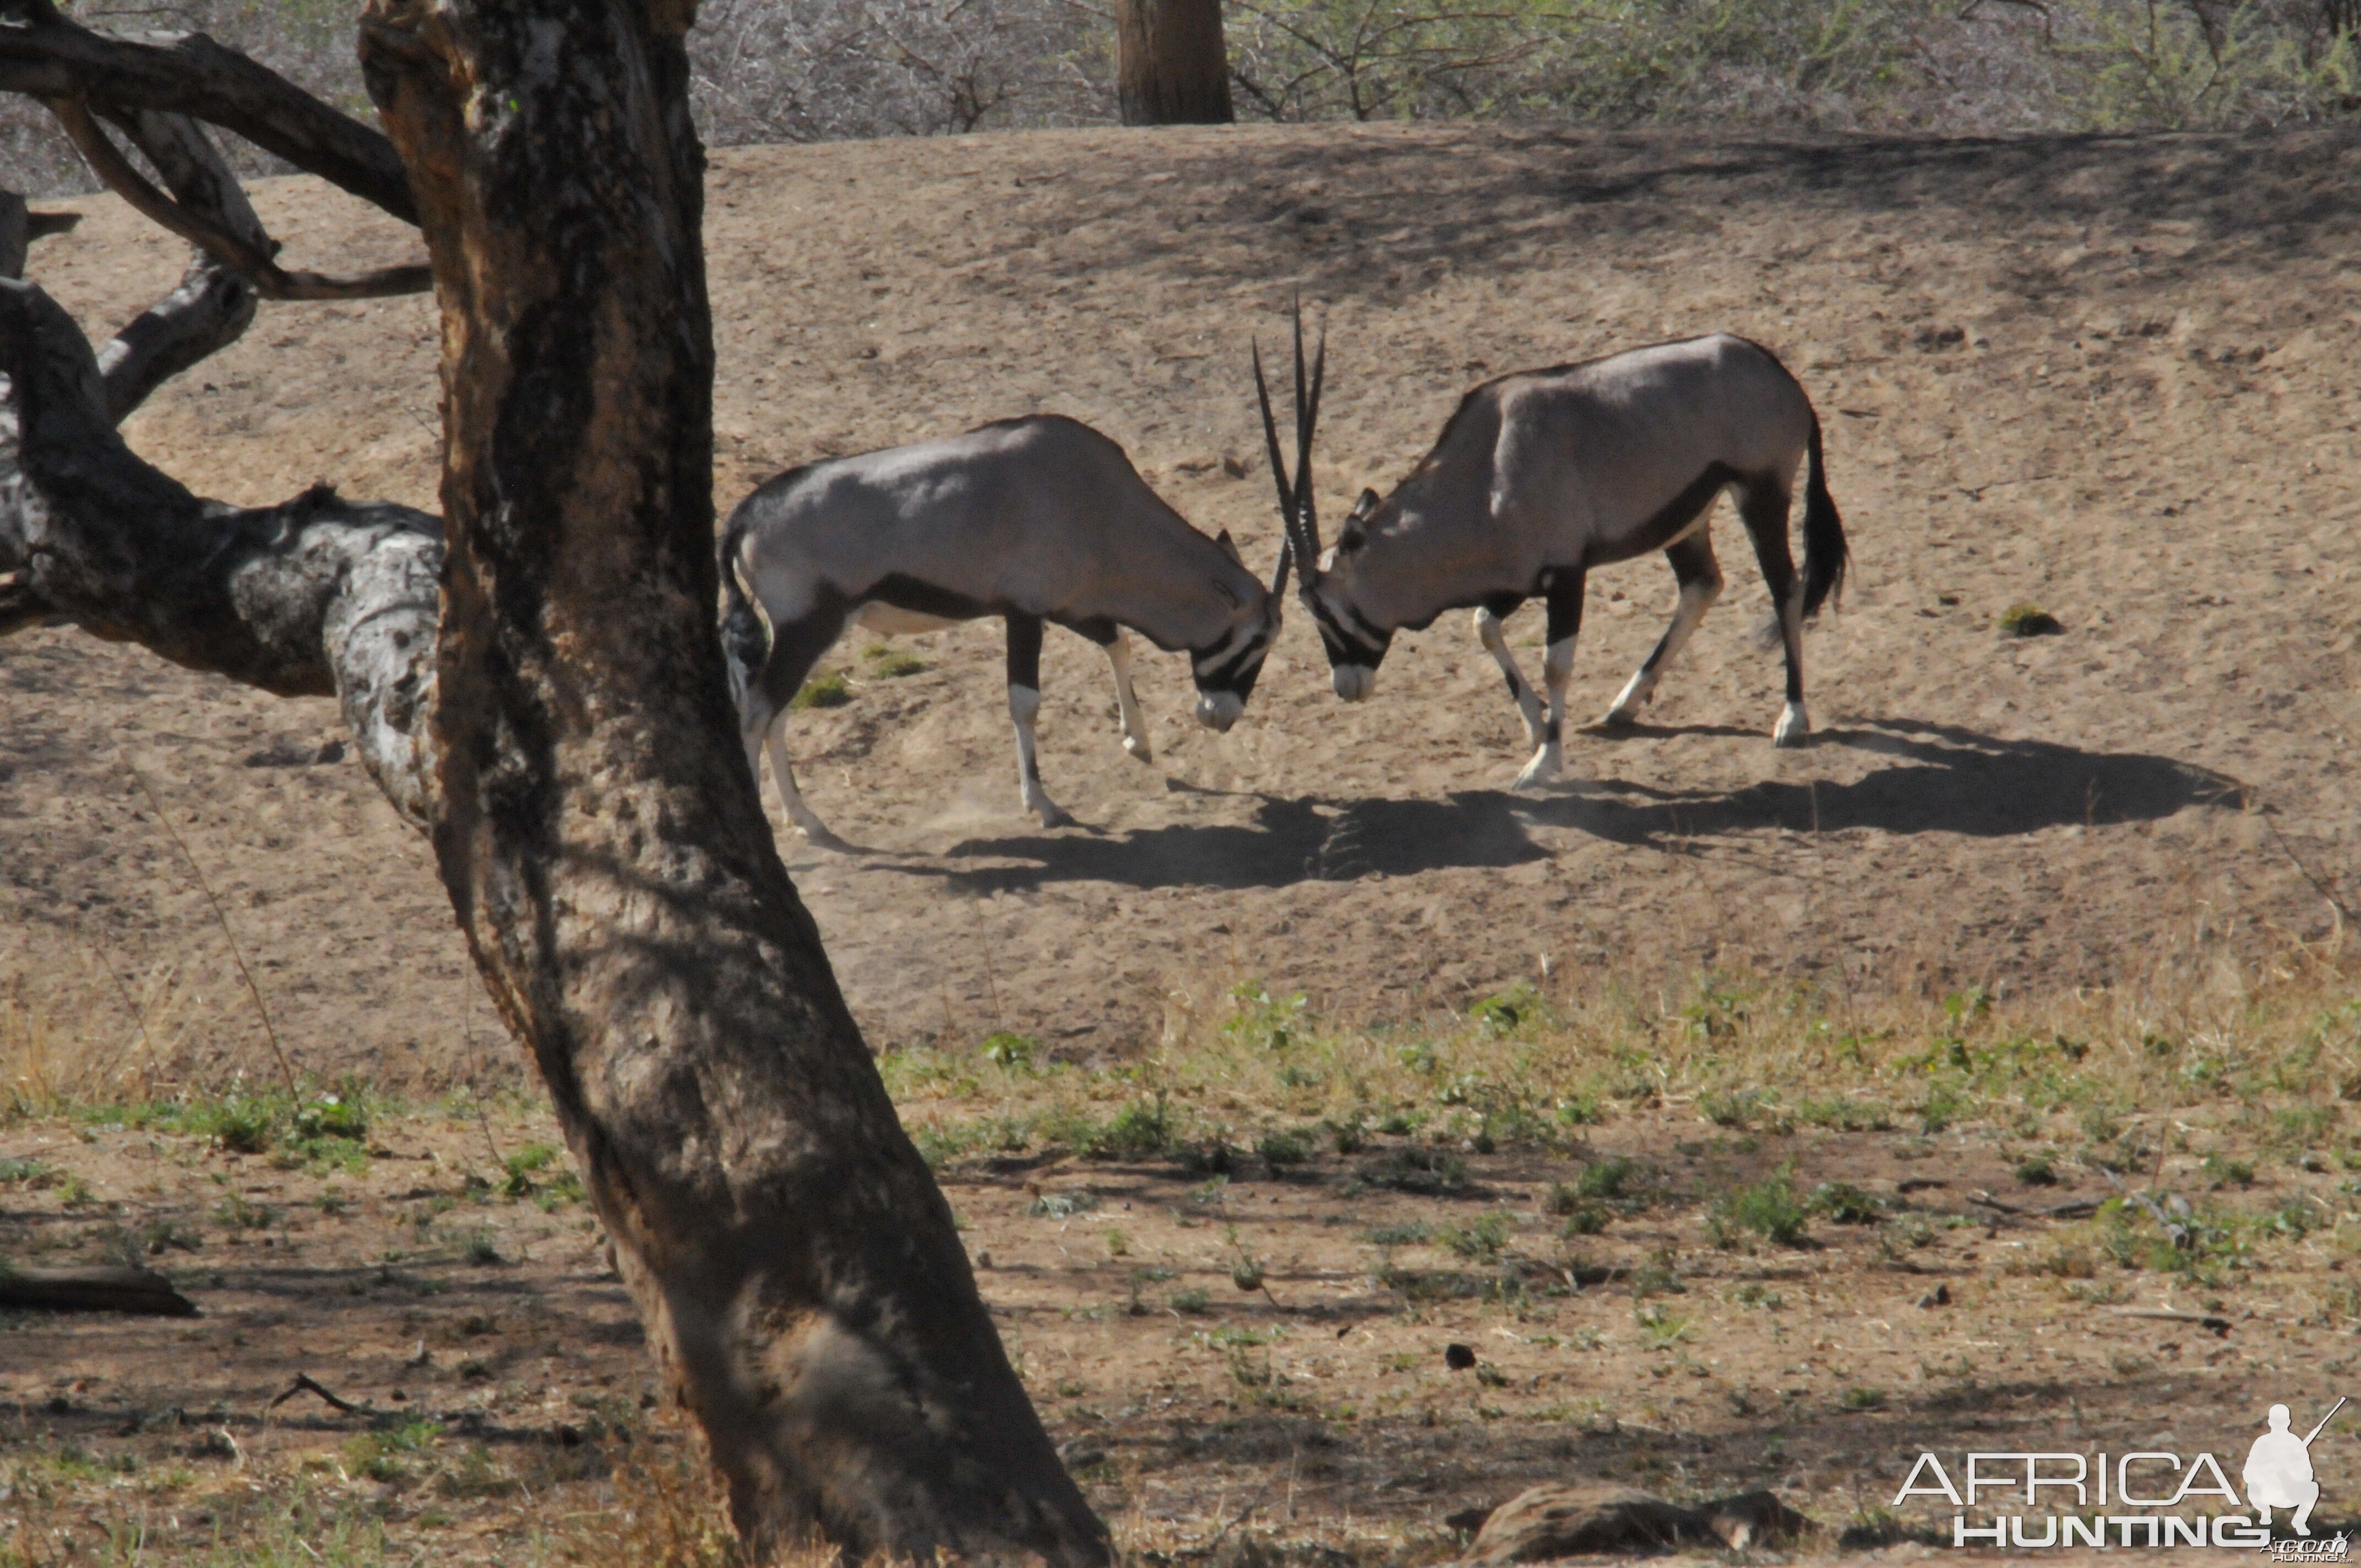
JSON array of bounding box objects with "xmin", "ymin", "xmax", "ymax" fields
[
  {"xmin": 5, "ymin": 123, "xmax": 2357, "ymax": 1081},
  {"xmin": 6, "ymin": 1098, "xmax": 2358, "ymax": 1564}
]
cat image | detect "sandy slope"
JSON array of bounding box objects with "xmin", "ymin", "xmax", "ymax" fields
[{"xmin": 3, "ymin": 123, "xmax": 2356, "ymax": 1079}]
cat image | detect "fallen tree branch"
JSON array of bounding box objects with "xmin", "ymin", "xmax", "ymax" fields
[
  {"xmin": 266, "ymin": 1371, "xmax": 368, "ymax": 1415},
  {"xmin": 0, "ymin": 1263, "xmax": 199, "ymax": 1315}
]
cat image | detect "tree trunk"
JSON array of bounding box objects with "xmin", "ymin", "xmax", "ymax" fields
[
  {"xmin": 0, "ymin": 1, "xmax": 1107, "ymax": 1558},
  {"xmin": 1117, "ymin": 0, "xmax": 1236, "ymax": 124},
  {"xmin": 352, "ymin": 1, "xmax": 1109, "ymax": 1561}
]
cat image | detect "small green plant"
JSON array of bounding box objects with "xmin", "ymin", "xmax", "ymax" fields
[
  {"xmin": 2016, "ymin": 1153, "xmax": 2059, "ymax": 1186},
  {"xmin": 1635, "ymin": 1303, "xmax": 1693, "ymax": 1345},
  {"xmin": 1355, "ymin": 1146, "xmax": 1468, "ymax": 1195},
  {"xmin": 1842, "ymin": 1385, "xmax": 1888, "ymax": 1410},
  {"xmin": 1710, "ymin": 1170, "xmax": 1809, "ymax": 1247},
  {"xmin": 1997, "ymin": 603, "xmax": 2063, "ymax": 636},
  {"xmin": 461, "ymin": 1230, "xmax": 504, "ymax": 1265},
  {"xmin": 503, "ymin": 1142, "xmax": 562, "ymax": 1197},
  {"xmin": 293, "ymin": 1095, "xmax": 368, "ymax": 1142},
  {"xmin": 1256, "ymin": 1128, "xmax": 1313, "ymax": 1166},
  {"xmin": 1027, "ymin": 1191, "xmax": 1098, "ymax": 1219},
  {"xmin": 0, "ymin": 1158, "xmax": 51, "ymax": 1186},
  {"xmin": 1468, "ymin": 982, "xmax": 1545, "ymax": 1036},
  {"xmin": 1699, "ymin": 1087, "xmax": 1776, "ymax": 1129},
  {"xmin": 344, "ymin": 1419, "xmax": 442, "ymax": 1483},
  {"xmin": 1809, "ymin": 1182, "xmax": 1885, "ymax": 1224},
  {"xmin": 1559, "ymin": 1204, "xmax": 1609, "ymax": 1237},
  {"xmin": 864, "ymin": 645, "xmax": 929, "ymax": 678},
  {"xmin": 1089, "ymin": 1096, "xmax": 1174, "ymax": 1159},
  {"xmin": 1170, "ymin": 1287, "xmax": 1210, "ymax": 1314},
  {"xmin": 1362, "ymin": 1221, "xmax": 1432, "ymax": 1246},
  {"xmin": 1102, "ymin": 1228, "xmax": 1129, "ymax": 1257},
  {"xmin": 1575, "ymin": 1156, "xmax": 1641, "ymax": 1201},
  {"xmin": 2201, "ymin": 1153, "xmax": 2256, "ymax": 1188},
  {"xmin": 1732, "ymin": 1282, "xmax": 1783, "ymax": 1309},
  {"xmin": 193, "ymin": 1095, "xmax": 281, "ymax": 1154},
  {"xmin": 1438, "ymin": 1212, "xmax": 1511, "ymax": 1261},
  {"xmin": 58, "ymin": 1174, "xmax": 95, "ymax": 1205},
  {"xmin": 213, "ymin": 1193, "xmax": 279, "ymax": 1231},
  {"xmin": 978, "ymin": 1032, "xmax": 1037, "ymax": 1072},
  {"xmin": 1225, "ymin": 981, "xmax": 1310, "ymax": 1052},
  {"xmin": 790, "ymin": 670, "xmax": 852, "ymax": 709}
]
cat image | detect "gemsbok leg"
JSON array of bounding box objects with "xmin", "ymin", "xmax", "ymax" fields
[
  {"xmin": 1736, "ymin": 477, "xmax": 1811, "ymax": 747},
  {"xmin": 1604, "ymin": 529, "xmax": 1725, "ymax": 726},
  {"xmin": 1515, "ymin": 568, "xmax": 1587, "ymax": 787},
  {"xmin": 1004, "ymin": 613, "xmax": 1070, "ymax": 826},
  {"xmin": 748, "ymin": 605, "xmax": 850, "ymax": 843},
  {"xmin": 1475, "ymin": 597, "xmax": 1548, "ymax": 756},
  {"xmin": 1092, "ymin": 625, "xmax": 1154, "ymax": 764}
]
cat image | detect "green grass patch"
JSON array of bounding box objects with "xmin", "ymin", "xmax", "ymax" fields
[{"xmin": 790, "ymin": 670, "xmax": 852, "ymax": 709}]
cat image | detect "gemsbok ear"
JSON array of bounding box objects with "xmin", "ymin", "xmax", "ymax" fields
[{"xmin": 1214, "ymin": 529, "xmax": 1243, "ymax": 564}]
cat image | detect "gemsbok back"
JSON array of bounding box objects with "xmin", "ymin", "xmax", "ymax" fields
[
  {"xmin": 1266, "ymin": 330, "xmax": 1849, "ymax": 784},
  {"xmin": 720, "ymin": 413, "xmax": 1294, "ymax": 843}
]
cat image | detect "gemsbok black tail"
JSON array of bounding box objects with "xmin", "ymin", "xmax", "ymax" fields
[
  {"xmin": 716, "ymin": 498, "xmax": 771, "ymax": 714},
  {"xmin": 1799, "ymin": 411, "xmax": 1848, "ymax": 619}
]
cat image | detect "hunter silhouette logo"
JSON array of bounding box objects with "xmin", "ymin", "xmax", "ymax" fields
[
  {"xmin": 1894, "ymin": 1395, "xmax": 2351, "ymax": 1550},
  {"xmin": 2248, "ymin": 1398, "xmax": 2344, "ymax": 1537}
]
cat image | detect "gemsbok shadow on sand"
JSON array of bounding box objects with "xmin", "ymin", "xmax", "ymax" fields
[{"xmin": 895, "ymin": 718, "xmax": 2246, "ymax": 896}]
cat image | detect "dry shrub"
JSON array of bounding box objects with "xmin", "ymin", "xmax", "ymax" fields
[{"xmin": 564, "ymin": 1431, "xmax": 746, "ymax": 1568}]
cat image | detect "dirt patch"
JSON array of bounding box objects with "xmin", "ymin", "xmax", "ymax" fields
[
  {"xmin": 4, "ymin": 1094, "xmax": 2357, "ymax": 1562},
  {"xmin": 4, "ymin": 124, "xmax": 2355, "ymax": 1076},
  {"xmin": 3, "ymin": 119, "xmax": 2359, "ymax": 1561}
]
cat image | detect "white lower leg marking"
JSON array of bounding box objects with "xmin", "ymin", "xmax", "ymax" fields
[
  {"xmin": 1514, "ymin": 634, "xmax": 1577, "ymax": 787},
  {"xmin": 1105, "ymin": 630, "xmax": 1153, "ymax": 763},
  {"xmin": 1475, "ymin": 607, "xmax": 1547, "ymax": 748},
  {"xmin": 1608, "ymin": 575, "xmax": 1721, "ymax": 723},
  {"xmin": 1008, "ymin": 684, "xmax": 1068, "ymax": 825},
  {"xmin": 1772, "ymin": 589, "xmax": 1809, "ymax": 748},
  {"xmin": 763, "ymin": 716, "xmax": 835, "ymax": 842}
]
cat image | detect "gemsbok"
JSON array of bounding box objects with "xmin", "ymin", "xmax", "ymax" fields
[
  {"xmin": 1263, "ymin": 330, "xmax": 1849, "ymax": 785},
  {"xmin": 719, "ymin": 412, "xmax": 1298, "ymax": 843}
]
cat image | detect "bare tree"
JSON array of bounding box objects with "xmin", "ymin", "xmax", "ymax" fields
[
  {"xmin": 0, "ymin": 0, "xmax": 1107, "ymax": 1560},
  {"xmin": 1117, "ymin": 0, "xmax": 1235, "ymax": 121}
]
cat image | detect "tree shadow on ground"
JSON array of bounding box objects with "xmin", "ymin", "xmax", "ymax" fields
[{"xmin": 894, "ymin": 717, "xmax": 2244, "ymax": 894}]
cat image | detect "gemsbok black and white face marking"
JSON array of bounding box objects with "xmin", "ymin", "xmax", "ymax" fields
[
  {"xmin": 1188, "ymin": 562, "xmax": 1285, "ymax": 731},
  {"xmin": 1265, "ymin": 331, "xmax": 1849, "ymax": 783},
  {"xmin": 719, "ymin": 413, "xmax": 1288, "ymax": 842}
]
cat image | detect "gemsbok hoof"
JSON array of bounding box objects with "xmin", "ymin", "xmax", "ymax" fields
[
  {"xmin": 1772, "ymin": 702, "xmax": 1810, "ymax": 748},
  {"xmin": 1513, "ymin": 746, "xmax": 1563, "ymax": 789},
  {"xmin": 1123, "ymin": 736, "xmax": 1155, "ymax": 765}
]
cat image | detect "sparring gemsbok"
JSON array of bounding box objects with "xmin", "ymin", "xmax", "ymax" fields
[
  {"xmin": 719, "ymin": 413, "xmax": 1296, "ymax": 843},
  {"xmin": 1263, "ymin": 331, "xmax": 1849, "ymax": 785}
]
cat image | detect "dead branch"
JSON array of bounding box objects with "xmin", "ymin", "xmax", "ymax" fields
[
  {"xmin": 0, "ymin": 274, "xmax": 444, "ymax": 825},
  {"xmin": 0, "ymin": 7, "xmax": 417, "ymax": 224},
  {"xmin": 49, "ymin": 99, "xmax": 428, "ymax": 301},
  {"xmin": 0, "ymin": 1263, "xmax": 199, "ymax": 1316},
  {"xmin": 266, "ymin": 1372, "xmax": 369, "ymax": 1415}
]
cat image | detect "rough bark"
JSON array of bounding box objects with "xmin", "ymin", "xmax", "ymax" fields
[
  {"xmin": 351, "ymin": 0, "xmax": 1108, "ymax": 1560},
  {"xmin": 1117, "ymin": 0, "xmax": 1236, "ymax": 124},
  {"xmin": 0, "ymin": 276, "xmax": 444, "ymax": 825}
]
